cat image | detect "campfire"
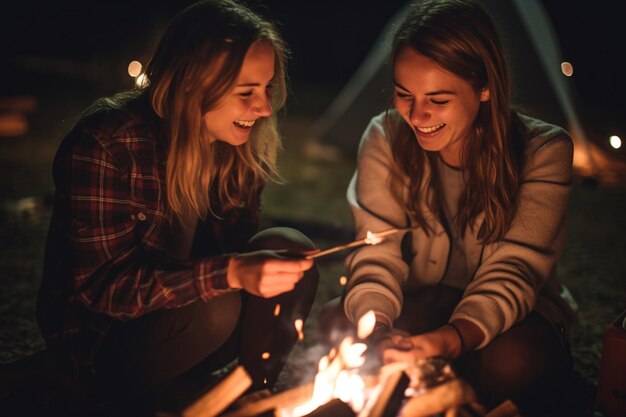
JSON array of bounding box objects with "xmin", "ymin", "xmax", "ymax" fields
[
  {"xmin": 175, "ymin": 229, "xmax": 522, "ymax": 417},
  {"xmin": 176, "ymin": 309, "xmax": 519, "ymax": 417}
]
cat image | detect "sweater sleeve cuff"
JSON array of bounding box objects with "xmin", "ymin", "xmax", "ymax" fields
[
  {"xmin": 449, "ymin": 318, "xmax": 486, "ymax": 354},
  {"xmin": 194, "ymin": 255, "xmax": 233, "ymax": 301},
  {"xmin": 344, "ymin": 288, "xmax": 400, "ymax": 327}
]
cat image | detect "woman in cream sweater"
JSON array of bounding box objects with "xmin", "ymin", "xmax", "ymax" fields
[{"xmin": 325, "ymin": 0, "xmax": 578, "ymax": 413}]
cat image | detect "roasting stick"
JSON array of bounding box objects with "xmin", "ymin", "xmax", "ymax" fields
[
  {"xmin": 259, "ymin": 227, "xmax": 415, "ymax": 260},
  {"xmin": 304, "ymin": 227, "xmax": 414, "ymax": 260}
]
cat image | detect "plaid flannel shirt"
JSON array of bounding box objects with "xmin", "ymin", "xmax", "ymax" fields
[{"xmin": 37, "ymin": 94, "xmax": 261, "ymax": 379}]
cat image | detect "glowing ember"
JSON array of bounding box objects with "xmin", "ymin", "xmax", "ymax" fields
[
  {"xmin": 357, "ymin": 310, "xmax": 376, "ymax": 340},
  {"xmin": 339, "ymin": 276, "xmax": 347, "ymax": 286},
  {"xmin": 261, "ymin": 352, "xmax": 270, "ymax": 360},
  {"xmin": 364, "ymin": 231, "xmax": 383, "ymax": 245},
  {"xmin": 274, "ymin": 304, "xmax": 281, "ymax": 316},
  {"xmin": 295, "ymin": 319, "xmax": 304, "ymax": 340}
]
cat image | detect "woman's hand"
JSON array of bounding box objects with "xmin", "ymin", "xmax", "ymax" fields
[
  {"xmin": 226, "ymin": 250, "xmax": 314, "ymax": 298},
  {"xmin": 380, "ymin": 324, "xmax": 463, "ymax": 365}
]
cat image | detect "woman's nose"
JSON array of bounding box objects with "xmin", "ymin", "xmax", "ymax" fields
[
  {"xmin": 253, "ymin": 93, "xmax": 272, "ymax": 117},
  {"xmin": 409, "ymin": 103, "xmax": 430, "ymax": 125}
]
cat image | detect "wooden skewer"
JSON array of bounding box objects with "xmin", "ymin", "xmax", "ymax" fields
[
  {"xmin": 304, "ymin": 227, "xmax": 414, "ymax": 259},
  {"xmin": 257, "ymin": 227, "xmax": 416, "ymax": 260}
]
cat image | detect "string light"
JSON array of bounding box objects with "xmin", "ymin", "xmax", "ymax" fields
[
  {"xmin": 128, "ymin": 60, "xmax": 142, "ymax": 78},
  {"xmin": 560, "ymin": 61, "xmax": 573, "ymax": 77},
  {"xmin": 609, "ymin": 135, "xmax": 622, "ymax": 149}
]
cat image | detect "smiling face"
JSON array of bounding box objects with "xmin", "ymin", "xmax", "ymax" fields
[
  {"xmin": 203, "ymin": 40, "xmax": 275, "ymax": 146},
  {"xmin": 393, "ymin": 47, "xmax": 489, "ymax": 167}
]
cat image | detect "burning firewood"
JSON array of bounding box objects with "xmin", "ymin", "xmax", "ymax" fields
[
  {"xmin": 303, "ymin": 398, "xmax": 355, "ymax": 417},
  {"xmin": 220, "ymin": 382, "xmax": 315, "ymax": 417},
  {"xmin": 360, "ymin": 369, "xmax": 410, "ymax": 417},
  {"xmin": 398, "ymin": 378, "xmax": 477, "ymax": 417},
  {"xmin": 180, "ymin": 365, "xmax": 252, "ymax": 417},
  {"xmin": 484, "ymin": 400, "xmax": 521, "ymax": 417},
  {"xmin": 177, "ymin": 309, "xmax": 495, "ymax": 417}
]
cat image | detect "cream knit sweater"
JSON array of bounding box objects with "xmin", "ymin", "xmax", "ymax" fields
[{"xmin": 344, "ymin": 111, "xmax": 578, "ymax": 348}]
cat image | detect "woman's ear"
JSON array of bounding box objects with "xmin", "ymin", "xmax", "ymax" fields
[{"xmin": 480, "ymin": 88, "xmax": 490, "ymax": 102}]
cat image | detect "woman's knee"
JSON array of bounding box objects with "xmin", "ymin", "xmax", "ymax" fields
[
  {"xmin": 246, "ymin": 227, "xmax": 317, "ymax": 252},
  {"xmin": 94, "ymin": 293, "xmax": 243, "ymax": 391},
  {"xmin": 247, "ymin": 227, "xmax": 319, "ymax": 294},
  {"xmin": 475, "ymin": 337, "xmax": 542, "ymax": 387},
  {"xmin": 465, "ymin": 313, "xmax": 566, "ymax": 408}
]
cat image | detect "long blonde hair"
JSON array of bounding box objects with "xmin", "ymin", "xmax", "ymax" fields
[
  {"xmin": 387, "ymin": 0, "xmax": 525, "ymax": 242},
  {"xmin": 145, "ymin": 0, "xmax": 288, "ymax": 220}
]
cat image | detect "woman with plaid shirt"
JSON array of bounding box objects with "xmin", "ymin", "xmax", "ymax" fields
[{"xmin": 37, "ymin": 0, "xmax": 318, "ymax": 406}]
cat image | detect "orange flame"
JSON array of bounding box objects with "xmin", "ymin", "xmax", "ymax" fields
[
  {"xmin": 295, "ymin": 319, "xmax": 304, "ymax": 341},
  {"xmin": 285, "ymin": 337, "xmax": 367, "ymax": 417},
  {"xmin": 281, "ymin": 312, "xmax": 377, "ymax": 417},
  {"xmin": 357, "ymin": 310, "xmax": 376, "ymax": 340}
]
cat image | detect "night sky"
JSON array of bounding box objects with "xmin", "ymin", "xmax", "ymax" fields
[{"xmin": 1, "ymin": 0, "xmax": 624, "ymax": 143}]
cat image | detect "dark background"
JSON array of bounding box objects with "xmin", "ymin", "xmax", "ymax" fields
[{"xmin": 1, "ymin": 0, "xmax": 624, "ymax": 129}]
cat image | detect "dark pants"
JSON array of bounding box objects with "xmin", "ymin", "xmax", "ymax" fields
[
  {"xmin": 94, "ymin": 227, "xmax": 319, "ymax": 400},
  {"xmin": 319, "ymin": 285, "xmax": 572, "ymax": 414}
]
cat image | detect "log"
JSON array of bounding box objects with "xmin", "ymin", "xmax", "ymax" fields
[
  {"xmin": 464, "ymin": 401, "xmax": 487, "ymax": 416},
  {"xmin": 484, "ymin": 400, "xmax": 522, "ymax": 417},
  {"xmin": 364, "ymin": 370, "xmax": 410, "ymax": 417},
  {"xmin": 304, "ymin": 398, "xmax": 355, "ymax": 417},
  {"xmin": 181, "ymin": 366, "xmax": 252, "ymax": 417},
  {"xmin": 221, "ymin": 382, "xmax": 314, "ymax": 417},
  {"xmin": 398, "ymin": 379, "xmax": 476, "ymax": 417}
]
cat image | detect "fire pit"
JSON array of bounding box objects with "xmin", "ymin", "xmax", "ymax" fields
[
  {"xmin": 172, "ymin": 310, "xmax": 517, "ymax": 417},
  {"xmin": 175, "ymin": 358, "xmax": 485, "ymax": 417}
]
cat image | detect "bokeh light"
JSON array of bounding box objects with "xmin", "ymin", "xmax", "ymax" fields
[
  {"xmin": 128, "ymin": 60, "xmax": 142, "ymax": 78},
  {"xmin": 609, "ymin": 135, "xmax": 622, "ymax": 149},
  {"xmin": 560, "ymin": 61, "xmax": 573, "ymax": 77}
]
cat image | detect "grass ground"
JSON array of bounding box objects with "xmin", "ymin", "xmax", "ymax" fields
[{"xmin": 1, "ymin": 85, "xmax": 625, "ymax": 416}]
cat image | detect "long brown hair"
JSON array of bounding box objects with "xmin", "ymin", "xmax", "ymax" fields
[
  {"xmin": 387, "ymin": 0, "xmax": 524, "ymax": 242},
  {"xmin": 145, "ymin": 0, "xmax": 288, "ymax": 221}
]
